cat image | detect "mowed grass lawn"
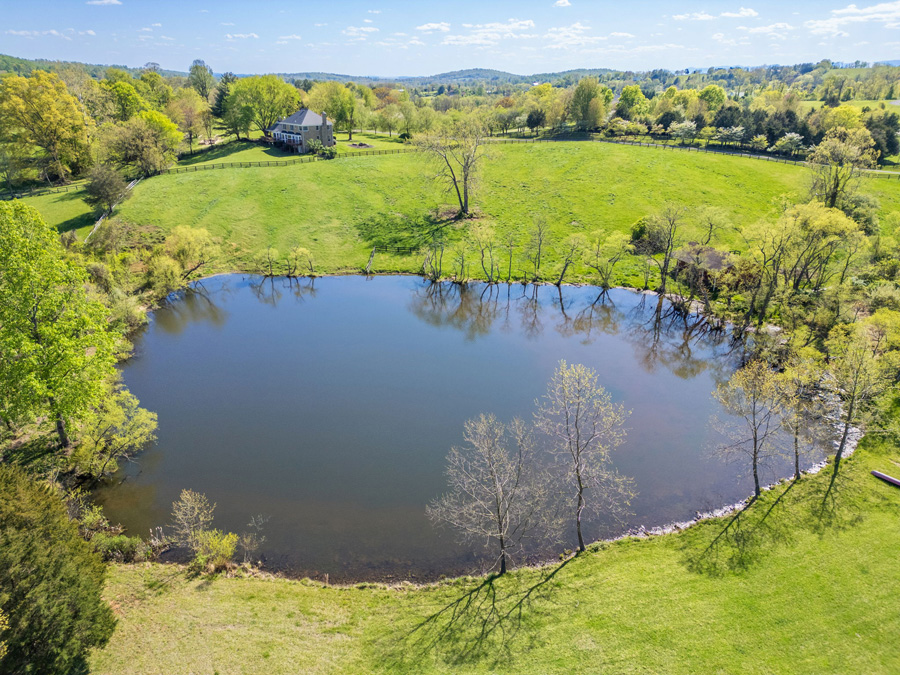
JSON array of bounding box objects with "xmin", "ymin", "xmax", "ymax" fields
[
  {"xmin": 90, "ymin": 438, "xmax": 900, "ymax": 674},
  {"xmin": 178, "ymin": 132, "xmax": 408, "ymax": 167},
  {"xmin": 110, "ymin": 141, "xmax": 900, "ymax": 280}
]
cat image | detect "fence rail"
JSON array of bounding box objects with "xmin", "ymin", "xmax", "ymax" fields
[
  {"xmin": 486, "ymin": 134, "xmax": 900, "ymax": 179},
  {"xmin": 165, "ymin": 147, "xmax": 417, "ymax": 174},
  {"xmin": 0, "ymin": 183, "xmax": 84, "ymax": 201}
]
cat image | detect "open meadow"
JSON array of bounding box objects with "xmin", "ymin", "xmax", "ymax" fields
[{"xmin": 23, "ymin": 141, "xmax": 900, "ymax": 287}]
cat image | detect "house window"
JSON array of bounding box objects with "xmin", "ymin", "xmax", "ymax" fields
[{"xmin": 302, "ymin": 126, "xmax": 308, "ymax": 131}]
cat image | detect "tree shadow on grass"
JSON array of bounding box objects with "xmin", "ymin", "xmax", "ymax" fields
[
  {"xmin": 681, "ymin": 459, "xmax": 865, "ymax": 576},
  {"xmin": 385, "ymin": 557, "xmax": 575, "ymax": 669},
  {"xmin": 354, "ymin": 212, "xmax": 457, "ymax": 251},
  {"xmin": 177, "ymin": 140, "xmax": 292, "ymax": 166}
]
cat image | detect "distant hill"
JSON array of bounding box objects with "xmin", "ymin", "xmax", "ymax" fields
[{"xmin": 0, "ymin": 53, "xmax": 185, "ymax": 78}]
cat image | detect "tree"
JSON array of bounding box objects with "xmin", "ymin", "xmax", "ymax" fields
[
  {"xmin": 166, "ymin": 226, "xmax": 217, "ymax": 279},
  {"xmin": 713, "ymin": 361, "xmax": 785, "ymax": 498},
  {"xmin": 308, "ymin": 81, "xmax": 355, "ymax": 138},
  {"xmin": 103, "ymin": 110, "xmax": 182, "ymax": 176},
  {"xmin": 427, "ymin": 414, "xmax": 549, "ymax": 574},
  {"xmin": 170, "ymin": 489, "xmax": 216, "ymax": 551},
  {"xmin": 535, "ymin": 361, "xmax": 633, "ymax": 552},
  {"xmin": 0, "ymin": 71, "xmax": 91, "ymax": 181},
  {"xmin": 211, "ymin": 71, "xmax": 237, "ymax": 118},
  {"xmin": 808, "ymin": 126, "xmax": 878, "ymax": 208},
  {"xmin": 616, "ymin": 84, "xmax": 650, "ymax": 119},
  {"xmin": 698, "ymin": 84, "xmax": 727, "ymax": 111},
  {"xmin": 226, "ymin": 75, "xmax": 300, "ymax": 135},
  {"xmin": 0, "ymin": 466, "xmax": 115, "ymax": 674},
  {"xmin": 414, "ymin": 117, "xmax": 487, "ymax": 216},
  {"xmin": 571, "ymin": 77, "xmax": 611, "ymax": 130},
  {"xmin": 72, "ymin": 384, "xmax": 158, "ymax": 479},
  {"xmin": 556, "ymin": 234, "xmax": 586, "ymax": 286},
  {"xmin": 585, "ymin": 230, "xmax": 633, "ymax": 288},
  {"xmin": 103, "ymin": 80, "xmax": 147, "ymax": 121},
  {"xmin": 525, "ymin": 216, "xmax": 549, "ymax": 280},
  {"xmin": 825, "ymin": 325, "xmax": 887, "ymax": 477},
  {"xmin": 526, "ymin": 108, "xmax": 546, "ymax": 134},
  {"xmin": 646, "ymin": 205, "xmax": 685, "ymax": 296},
  {"xmin": 0, "ymin": 202, "xmax": 119, "ymax": 446},
  {"xmin": 669, "ymin": 120, "xmax": 698, "ymax": 144},
  {"xmin": 168, "ymin": 88, "xmax": 208, "ymax": 155},
  {"xmin": 768, "ymin": 132, "xmax": 805, "ymax": 156},
  {"xmin": 82, "ymin": 165, "xmax": 130, "ymax": 215},
  {"xmin": 188, "ymin": 59, "xmax": 215, "ymax": 100}
]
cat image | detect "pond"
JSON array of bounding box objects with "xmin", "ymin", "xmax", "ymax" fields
[{"xmin": 95, "ymin": 274, "xmax": 809, "ymax": 581}]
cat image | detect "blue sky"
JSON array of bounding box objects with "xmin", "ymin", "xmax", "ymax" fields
[{"xmin": 2, "ymin": 0, "xmax": 899, "ymax": 76}]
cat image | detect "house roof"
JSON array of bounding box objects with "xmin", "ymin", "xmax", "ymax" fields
[
  {"xmin": 267, "ymin": 108, "xmax": 332, "ymax": 131},
  {"xmin": 674, "ymin": 243, "xmax": 732, "ymax": 271}
]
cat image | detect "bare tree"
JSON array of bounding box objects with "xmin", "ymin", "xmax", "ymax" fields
[
  {"xmin": 501, "ymin": 230, "xmax": 517, "ymax": 283},
  {"xmin": 170, "ymin": 489, "xmax": 215, "ymax": 551},
  {"xmin": 647, "ymin": 205, "xmax": 685, "ymax": 296},
  {"xmin": 414, "ymin": 117, "xmax": 487, "ymax": 216},
  {"xmin": 584, "ymin": 231, "xmax": 633, "ymax": 289},
  {"xmin": 555, "ymin": 235, "xmax": 586, "ymax": 287},
  {"xmin": 427, "ymin": 415, "xmax": 551, "ymax": 574},
  {"xmin": 825, "ymin": 325, "xmax": 887, "ymax": 478},
  {"xmin": 525, "ymin": 216, "xmax": 549, "ymax": 281},
  {"xmin": 712, "ymin": 360, "xmax": 785, "ymax": 498},
  {"xmin": 471, "ymin": 224, "xmax": 498, "ymax": 283},
  {"xmin": 535, "ymin": 361, "xmax": 633, "ymax": 552}
]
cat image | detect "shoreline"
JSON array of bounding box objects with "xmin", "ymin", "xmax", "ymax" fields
[{"xmin": 109, "ymin": 272, "xmax": 858, "ymax": 589}]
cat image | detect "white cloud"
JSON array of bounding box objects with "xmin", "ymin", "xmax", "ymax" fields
[
  {"xmin": 544, "ymin": 21, "xmax": 607, "ymax": 48},
  {"xmin": 738, "ymin": 22, "xmax": 794, "ymax": 38},
  {"xmin": 368, "ymin": 9, "xmax": 381, "ymax": 13},
  {"xmin": 343, "ymin": 25, "xmax": 379, "ymax": 37},
  {"xmin": 364, "ymin": 19, "xmax": 373, "ymax": 23},
  {"xmin": 443, "ymin": 19, "xmax": 537, "ymax": 47},
  {"xmin": 278, "ymin": 34, "xmax": 302, "ymax": 40},
  {"xmin": 806, "ymin": 1, "xmax": 900, "ymax": 37},
  {"xmin": 554, "ymin": 0, "xmax": 572, "ymax": 6},
  {"xmin": 221, "ymin": 22, "xmax": 235, "ymax": 26},
  {"xmin": 416, "ymin": 22, "xmax": 451, "ymax": 32},
  {"xmin": 408, "ymin": 37, "xmax": 424, "ymax": 45},
  {"xmin": 159, "ymin": 35, "xmax": 174, "ymax": 40},
  {"xmin": 6, "ymin": 28, "xmax": 72, "ymax": 39},
  {"xmin": 151, "ymin": 22, "xmax": 161, "ymax": 27},
  {"xmin": 86, "ymin": 0, "xmax": 121, "ymax": 4},
  {"xmin": 82, "ymin": 29, "xmax": 96, "ymax": 35},
  {"xmin": 140, "ymin": 27, "xmax": 152, "ymax": 31},
  {"xmin": 314, "ymin": 23, "xmax": 327, "ymax": 27},
  {"xmin": 721, "ymin": 7, "xmax": 758, "ymax": 18},
  {"xmin": 673, "ymin": 11, "xmax": 715, "ymax": 20},
  {"xmin": 609, "ymin": 31, "xmax": 634, "ymax": 37},
  {"xmin": 225, "ymin": 33, "xmax": 259, "ymax": 39}
]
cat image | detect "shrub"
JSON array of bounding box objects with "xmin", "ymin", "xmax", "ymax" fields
[
  {"xmin": 306, "ymin": 139, "xmax": 324, "ymax": 155},
  {"xmin": 91, "ymin": 532, "xmax": 147, "ymax": 562},
  {"xmin": 194, "ymin": 529, "xmax": 237, "ymax": 571},
  {"xmin": 0, "ymin": 466, "xmax": 115, "ymax": 674},
  {"xmin": 398, "ymin": 132, "xmax": 412, "ymax": 141},
  {"xmin": 319, "ymin": 146, "xmax": 337, "ymax": 159}
]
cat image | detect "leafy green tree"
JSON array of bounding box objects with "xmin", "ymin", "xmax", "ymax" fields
[
  {"xmin": 102, "ymin": 80, "xmax": 147, "ymax": 121},
  {"xmin": 526, "ymin": 108, "xmax": 546, "ymax": 133},
  {"xmin": 168, "ymin": 88, "xmax": 208, "ymax": 155},
  {"xmin": 211, "ymin": 71, "xmax": 237, "ymax": 118},
  {"xmin": 0, "ymin": 70, "xmax": 92, "ymax": 181},
  {"xmin": 698, "ymin": 84, "xmax": 727, "ymax": 111},
  {"xmin": 0, "ymin": 202, "xmax": 118, "ymax": 446},
  {"xmin": 82, "ymin": 164, "xmax": 130, "ymax": 215},
  {"xmin": 616, "ymin": 84, "xmax": 650, "ymax": 119},
  {"xmin": 0, "ymin": 465, "xmax": 116, "ymax": 674},
  {"xmin": 571, "ymin": 77, "xmax": 611, "ymax": 130},
  {"xmin": 72, "ymin": 384, "xmax": 158, "ymax": 479},
  {"xmin": 102, "ymin": 110, "xmax": 181, "ymax": 176},
  {"xmin": 188, "ymin": 59, "xmax": 215, "ymax": 101},
  {"xmin": 809, "ymin": 126, "xmax": 878, "ymax": 208},
  {"xmin": 226, "ymin": 75, "xmax": 300, "ymax": 135},
  {"xmin": 308, "ymin": 81, "xmax": 355, "ymax": 138}
]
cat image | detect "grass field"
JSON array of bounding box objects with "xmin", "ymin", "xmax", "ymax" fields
[
  {"xmin": 88, "ymin": 437, "xmax": 900, "ymax": 674},
  {"xmin": 179, "ymin": 132, "xmax": 408, "ymax": 167},
  {"xmin": 19, "ymin": 141, "xmax": 900, "ymax": 285},
  {"xmin": 798, "ymin": 99, "xmax": 900, "ymax": 114}
]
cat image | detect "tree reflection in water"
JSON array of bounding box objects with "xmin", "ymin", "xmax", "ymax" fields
[{"xmin": 409, "ymin": 280, "xmax": 740, "ymax": 382}]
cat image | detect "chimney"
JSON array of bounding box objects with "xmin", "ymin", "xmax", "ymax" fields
[{"xmin": 322, "ymin": 112, "xmax": 327, "ymax": 127}]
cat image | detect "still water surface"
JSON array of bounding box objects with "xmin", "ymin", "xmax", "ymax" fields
[{"xmin": 96, "ymin": 275, "xmax": 796, "ymax": 580}]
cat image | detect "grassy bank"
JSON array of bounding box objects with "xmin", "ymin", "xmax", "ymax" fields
[
  {"xmin": 21, "ymin": 142, "xmax": 898, "ymax": 287},
  {"xmin": 90, "ymin": 436, "xmax": 900, "ymax": 674}
]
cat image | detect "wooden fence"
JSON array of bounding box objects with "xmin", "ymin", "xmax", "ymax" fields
[
  {"xmin": 0, "ymin": 183, "xmax": 84, "ymax": 201},
  {"xmin": 165, "ymin": 147, "xmax": 417, "ymax": 174}
]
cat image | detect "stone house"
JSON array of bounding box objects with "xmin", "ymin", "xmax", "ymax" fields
[{"xmin": 265, "ymin": 108, "xmax": 335, "ymax": 153}]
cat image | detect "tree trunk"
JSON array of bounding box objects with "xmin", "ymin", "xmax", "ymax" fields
[
  {"xmin": 575, "ymin": 489, "xmax": 586, "ymax": 552},
  {"xmin": 832, "ymin": 398, "xmax": 855, "ymax": 478},
  {"xmin": 794, "ymin": 431, "xmax": 801, "ymax": 480},
  {"xmin": 56, "ymin": 413, "xmax": 70, "ymax": 448}
]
